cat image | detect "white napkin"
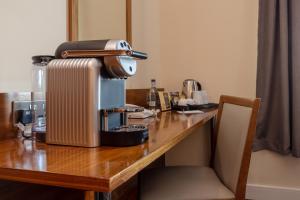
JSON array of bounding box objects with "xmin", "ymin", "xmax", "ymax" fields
[
  {"xmin": 128, "ymin": 109, "xmax": 155, "ymax": 119},
  {"xmin": 177, "ymin": 110, "xmax": 204, "ymax": 114},
  {"xmin": 178, "ymin": 98, "xmax": 195, "ymax": 106}
]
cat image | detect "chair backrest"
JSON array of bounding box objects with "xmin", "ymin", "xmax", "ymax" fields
[{"xmin": 212, "ymin": 95, "xmax": 260, "ymax": 200}]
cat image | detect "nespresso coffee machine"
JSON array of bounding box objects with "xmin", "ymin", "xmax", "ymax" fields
[{"xmin": 46, "ymin": 40, "xmax": 148, "ymax": 147}]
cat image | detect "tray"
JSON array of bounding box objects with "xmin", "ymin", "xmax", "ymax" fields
[{"xmin": 172, "ymin": 103, "xmax": 218, "ymax": 111}]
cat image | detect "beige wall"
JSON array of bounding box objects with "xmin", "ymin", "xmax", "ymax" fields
[
  {"xmin": 127, "ymin": 0, "xmax": 163, "ymax": 89},
  {"xmin": 129, "ymin": 0, "xmax": 258, "ymax": 101},
  {"xmin": 130, "ymin": 0, "xmax": 300, "ymax": 198},
  {"xmin": 159, "ymin": 0, "xmax": 258, "ymax": 101},
  {"xmin": 0, "ymin": 0, "xmax": 66, "ymax": 92}
]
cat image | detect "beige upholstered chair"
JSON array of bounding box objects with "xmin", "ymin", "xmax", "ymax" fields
[{"xmin": 140, "ymin": 95, "xmax": 260, "ymax": 200}]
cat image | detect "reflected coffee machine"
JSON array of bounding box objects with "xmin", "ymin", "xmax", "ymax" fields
[{"xmin": 46, "ymin": 40, "xmax": 148, "ymax": 147}]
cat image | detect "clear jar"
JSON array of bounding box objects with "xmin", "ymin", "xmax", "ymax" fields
[{"xmin": 31, "ymin": 55, "xmax": 54, "ymax": 135}]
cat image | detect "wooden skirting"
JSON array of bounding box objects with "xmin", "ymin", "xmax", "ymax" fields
[
  {"xmin": 126, "ymin": 88, "xmax": 164, "ymax": 108},
  {"xmin": 246, "ymin": 184, "xmax": 300, "ymax": 200}
]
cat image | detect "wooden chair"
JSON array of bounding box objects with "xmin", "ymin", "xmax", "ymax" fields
[{"xmin": 140, "ymin": 95, "xmax": 260, "ymax": 200}]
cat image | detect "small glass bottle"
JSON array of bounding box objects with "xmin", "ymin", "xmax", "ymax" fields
[{"xmin": 148, "ymin": 79, "xmax": 158, "ymax": 110}]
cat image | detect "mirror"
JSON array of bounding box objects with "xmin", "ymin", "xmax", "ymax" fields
[{"xmin": 68, "ymin": 0, "xmax": 132, "ymax": 44}]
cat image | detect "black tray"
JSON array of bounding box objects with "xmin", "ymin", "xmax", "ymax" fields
[
  {"xmin": 101, "ymin": 124, "xmax": 148, "ymax": 146},
  {"xmin": 172, "ymin": 103, "xmax": 219, "ymax": 111}
]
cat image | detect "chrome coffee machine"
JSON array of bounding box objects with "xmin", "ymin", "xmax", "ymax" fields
[{"xmin": 46, "ymin": 40, "xmax": 148, "ymax": 147}]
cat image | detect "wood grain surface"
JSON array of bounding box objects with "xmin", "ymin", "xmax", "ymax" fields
[{"xmin": 0, "ymin": 110, "xmax": 217, "ymax": 192}]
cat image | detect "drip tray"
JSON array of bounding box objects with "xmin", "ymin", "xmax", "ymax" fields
[
  {"xmin": 111, "ymin": 125, "xmax": 147, "ymax": 132},
  {"xmin": 101, "ymin": 124, "xmax": 148, "ymax": 146}
]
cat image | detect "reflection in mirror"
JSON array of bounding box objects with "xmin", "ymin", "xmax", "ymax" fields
[{"xmin": 69, "ymin": 0, "xmax": 132, "ymax": 44}]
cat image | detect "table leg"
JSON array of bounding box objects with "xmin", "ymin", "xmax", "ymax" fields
[
  {"xmin": 84, "ymin": 191, "xmax": 112, "ymax": 200},
  {"xmin": 102, "ymin": 192, "xmax": 112, "ymax": 200},
  {"xmin": 84, "ymin": 191, "xmax": 95, "ymax": 200},
  {"xmin": 96, "ymin": 192, "xmax": 111, "ymax": 200}
]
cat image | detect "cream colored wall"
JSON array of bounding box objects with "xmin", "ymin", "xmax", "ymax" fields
[
  {"xmin": 166, "ymin": 124, "xmax": 211, "ymax": 166},
  {"xmin": 159, "ymin": 0, "xmax": 258, "ymax": 102},
  {"xmin": 127, "ymin": 0, "xmax": 163, "ymax": 89},
  {"xmin": 130, "ymin": 0, "xmax": 300, "ymax": 197},
  {"xmin": 129, "ymin": 0, "xmax": 258, "ymax": 101},
  {"xmin": 0, "ymin": 0, "xmax": 66, "ymax": 92},
  {"xmin": 78, "ymin": 0, "xmax": 126, "ymax": 40}
]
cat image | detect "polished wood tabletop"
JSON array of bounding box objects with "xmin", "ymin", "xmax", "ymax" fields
[{"xmin": 0, "ymin": 110, "xmax": 217, "ymax": 192}]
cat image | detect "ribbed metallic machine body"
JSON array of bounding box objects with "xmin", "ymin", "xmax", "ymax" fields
[{"xmin": 46, "ymin": 58, "xmax": 102, "ymax": 147}]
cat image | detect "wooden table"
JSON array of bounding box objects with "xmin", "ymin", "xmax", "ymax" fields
[{"xmin": 0, "ymin": 110, "xmax": 217, "ymax": 199}]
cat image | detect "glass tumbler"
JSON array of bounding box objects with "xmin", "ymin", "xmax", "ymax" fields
[{"xmin": 31, "ymin": 55, "xmax": 54, "ymax": 136}]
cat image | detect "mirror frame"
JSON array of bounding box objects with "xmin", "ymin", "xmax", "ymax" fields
[{"xmin": 67, "ymin": 0, "xmax": 132, "ymax": 44}]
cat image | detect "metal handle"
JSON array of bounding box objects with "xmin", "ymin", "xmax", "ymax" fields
[
  {"xmin": 196, "ymin": 82, "xmax": 202, "ymax": 90},
  {"xmin": 61, "ymin": 49, "xmax": 148, "ymax": 60},
  {"xmin": 61, "ymin": 49, "xmax": 128, "ymax": 58},
  {"xmin": 129, "ymin": 51, "xmax": 148, "ymax": 59}
]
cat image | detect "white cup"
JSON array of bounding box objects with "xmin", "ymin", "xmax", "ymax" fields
[
  {"xmin": 192, "ymin": 91, "xmax": 209, "ymax": 105},
  {"xmin": 178, "ymin": 98, "xmax": 195, "ymax": 106}
]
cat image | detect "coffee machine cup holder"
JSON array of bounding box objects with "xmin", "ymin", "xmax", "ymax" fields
[{"xmin": 100, "ymin": 107, "xmax": 149, "ymax": 146}]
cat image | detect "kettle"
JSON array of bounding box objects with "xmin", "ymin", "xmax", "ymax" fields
[{"xmin": 182, "ymin": 79, "xmax": 201, "ymax": 98}]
